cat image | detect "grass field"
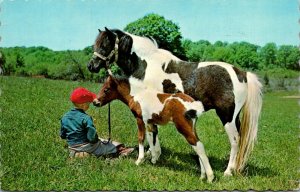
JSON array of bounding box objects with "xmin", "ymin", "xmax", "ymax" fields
[{"xmin": 0, "ymin": 76, "xmax": 299, "ymax": 191}]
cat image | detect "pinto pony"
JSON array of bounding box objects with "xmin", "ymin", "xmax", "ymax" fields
[
  {"xmin": 96, "ymin": 75, "xmax": 214, "ymax": 182},
  {"xmin": 88, "ymin": 28, "xmax": 263, "ymax": 177}
]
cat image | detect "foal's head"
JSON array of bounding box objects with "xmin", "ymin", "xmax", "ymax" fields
[{"xmin": 96, "ymin": 75, "xmax": 130, "ymax": 107}]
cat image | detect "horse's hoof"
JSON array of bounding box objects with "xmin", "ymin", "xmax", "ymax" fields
[
  {"xmin": 224, "ymin": 170, "xmax": 233, "ymax": 176},
  {"xmin": 146, "ymin": 150, "xmax": 151, "ymax": 157},
  {"xmin": 151, "ymin": 159, "xmax": 157, "ymax": 164},
  {"xmin": 200, "ymin": 174, "xmax": 206, "ymax": 180},
  {"xmin": 135, "ymin": 158, "xmax": 144, "ymax": 165},
  {"xmin": 207, "ymin": 174, "xmax": 215, "ymax": 183}
]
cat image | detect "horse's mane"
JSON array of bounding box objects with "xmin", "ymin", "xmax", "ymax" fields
[
  {"xmin": 94, "ymin": 29, "xmax": 124, "ymax": 49},
  {"xmin": 123, "ymin": 32, "xmax": 157, "ymax": 54},
  {"xmin": 94, "ymin": 32, "xmax": 105, "ymax": 50},
  {"xmin": 124, "ymin": 31, "xmax": 182, "ymax": 61},
  {"xmin": 95, "ymin": 28, "xmax": 180, "ymax": 62},
  {"xmin": 148, "ymin": 36, "xmax": 159, "ymax": 48}
]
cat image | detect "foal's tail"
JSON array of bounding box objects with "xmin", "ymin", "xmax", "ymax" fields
[{"xmin": 236, "ymin": 72, "xmax": 263, "ymax": 173}]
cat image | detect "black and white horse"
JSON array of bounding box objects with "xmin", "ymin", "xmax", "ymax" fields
[{"xmin": 88, "ymin": 28, "xmax": 262, "ymax": 179}]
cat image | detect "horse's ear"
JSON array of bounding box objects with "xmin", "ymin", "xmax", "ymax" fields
[
  {"xmin": 98, "ymin": 29, "xmax": 102, "ymax": 33},
  {"xmin": 108, "ymin": 74, "xmax": 118, "ymax": 85},
  {"xmin": 119, "ymin": 35, "xmax": 133, "ymax": 54},
  {"xmin": 105, "ymin": 27, "xmax": 115, "ymax": 37}
]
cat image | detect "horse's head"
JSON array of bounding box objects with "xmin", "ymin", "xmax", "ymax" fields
[
  {"xmin": 87, "ymin": 28, "xmax": 118, "ymax": 73},
  {"xmin": 94, "ymin": 75, "xmax": 120, "ymax": 107},
  {"xmin": 88, "ymin": 27, "xmax": 133, "ymax": 73},
  {"xmin": 94, "ymin": 75, "xmax": 131, "ymax": 107}
]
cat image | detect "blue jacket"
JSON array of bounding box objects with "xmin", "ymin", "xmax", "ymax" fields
[{"xmin": 60, "ymin": 108, "xmax": 98, "ymax": 146}]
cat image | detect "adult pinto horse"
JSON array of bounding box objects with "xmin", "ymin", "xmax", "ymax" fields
[{"xmin": 88, "ymin": 28, "xmax": 262, "ymax": 178}]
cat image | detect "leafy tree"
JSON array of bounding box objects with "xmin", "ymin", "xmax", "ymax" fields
[
  {"xmin": 214, "ymin": 41, "xmax": 228, "ymax": 47},
  {"xmin": 227, "ymin": 42, "xmax": 260, "ymax": 69},
  {"xmin": 182, "ymin": 39, "xmax": 210, "ymax": 61},
  {"xmin": 83, "ymin": 46, "xmax": 93, "ymax": 56},
  {"xmin": 0, "ymin": 50, "xmax": 5, "ymax": 74},
  {"xmin": 212, "ymin": 46, "xmax": 232, "ymax": 62},
  {"xmin": 124, "ymin": 13, "xmax": 186, "ymax": 59},
  {"xmin": 16, "ymin": 53, "xmax": 25, "ymax": 68},
  {"xmin": 276, "ymin": 45, "xmax": 300, "ymax": 70},
  {"xmin": 259, "ymin": 43, "xmax": 277, "ymax": 68}
]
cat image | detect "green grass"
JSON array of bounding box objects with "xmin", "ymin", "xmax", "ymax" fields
[{"xmin": 0, "ymin": 76, "xmax": 299, "ymax": 190}]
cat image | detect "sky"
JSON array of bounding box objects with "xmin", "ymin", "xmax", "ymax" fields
[{"xmin": 0, "ymin": 0, "xmax": 299, "ymax": 51}]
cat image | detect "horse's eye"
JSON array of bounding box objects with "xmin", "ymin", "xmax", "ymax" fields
[{"xmin": 104, "ymin": 88, "xmax": 110, "ymax": 94}]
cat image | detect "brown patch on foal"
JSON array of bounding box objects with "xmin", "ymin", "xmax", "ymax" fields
[{"xmin": 150, "ymin": 93, "xmax": 199, "ymax": 146}]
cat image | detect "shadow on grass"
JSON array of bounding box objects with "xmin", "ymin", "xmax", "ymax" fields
[{"xmin": 144, "ymin": 146, "xmax": 278, "ymax": 178}]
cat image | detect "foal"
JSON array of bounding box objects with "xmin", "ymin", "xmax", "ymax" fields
[{"xmin": 96, "ymin": 75, "xmax": 214, "ymax": 182}]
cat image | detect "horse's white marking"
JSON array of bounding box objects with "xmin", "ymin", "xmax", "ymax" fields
[
  {"xmin": 132, "ymin": 88, "xmax": 165, "ymax": 122},
  {"xmin": 169, "ymin": 97, "xmax": 204, "ymax": 116},
  {"xmin": 127, "ymin": 33, "xmax": 184, "ymax": 97},
  {"xmin": 146, "ymin": 128, "xmax": 161, "ymax": 164},
  {"xmin": 127, "ymin": 33, "xmax": 158, "ymax": 58},
  {"xmin": 135, "ymin": 143, "xmax": 145, "ymax": 165},
  {"xmin": 224, "ymin": 122, "xmax": 239, "ymax": 176}
]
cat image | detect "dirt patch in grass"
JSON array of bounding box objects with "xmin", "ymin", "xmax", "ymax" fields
[{"xmin": 282, "ymin": 96, "xmax": 300, "ymax": 99}]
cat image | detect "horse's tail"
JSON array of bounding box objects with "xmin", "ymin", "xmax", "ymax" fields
[{"xmin": 236, "ymin": 72, "xmax": 263, "ymax": 173}]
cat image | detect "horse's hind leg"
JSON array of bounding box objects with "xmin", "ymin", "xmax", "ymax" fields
[
  {"xmin": 217, "ymin": 108, "xmax": 241, "ymax": 176},
  {"xmin": 224, "ymin": 120, "xmax": 240, "ymax": 176}
]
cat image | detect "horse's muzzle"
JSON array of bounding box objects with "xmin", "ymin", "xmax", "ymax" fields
[
  {"xmin": 93, "ymin": 99, "xmax": 101, "ymax": 107},
  {"xmin": 87, "ymin": 60, "xmax": 100, "ymax": 73}
]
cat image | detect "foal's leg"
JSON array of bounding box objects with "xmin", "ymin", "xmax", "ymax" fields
[
  {"xmin": 135, "ymin": 117, "xmax": 146, "ymax": 165},
  {"xmin": 174, "ymin": 119, "xmax": 214, "ymax": 182},
  {"xmin": 192, "ymin": 141, "xmax": 214, "ymax": 182},
  {"xmin": 146, "ymin": 124, "xmax": 161, "ymax": 164},
  {"xmin": 199, "ymin": 153, "xmax": 206, "ymax": 180}
]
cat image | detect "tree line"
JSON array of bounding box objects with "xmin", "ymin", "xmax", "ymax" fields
[{"xmin": 0, "ymin": 13, "xmax": 298, "ymax": 81}]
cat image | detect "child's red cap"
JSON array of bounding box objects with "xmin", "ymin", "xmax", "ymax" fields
[{"xmin": 70, "ymin": 87, "xmax": 97, "ymax": 104}]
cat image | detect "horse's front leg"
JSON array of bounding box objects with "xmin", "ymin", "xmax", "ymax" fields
[
  {"xmin": 146, "ymin": 124, "xmax": 161, "ymax": 164},
  {"xmin": 135, "ymin": 117, "xmax": 146, "ymax": 165}
]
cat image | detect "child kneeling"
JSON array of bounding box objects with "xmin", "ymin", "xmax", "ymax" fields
[{"xmin": 60, "ymin": 87, "xmax": 134, "ymax": 158}]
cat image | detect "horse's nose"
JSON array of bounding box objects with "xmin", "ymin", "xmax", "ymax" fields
[{"xmin": 93, "ymin": 99, "xmax": 101, "ymax": 107}]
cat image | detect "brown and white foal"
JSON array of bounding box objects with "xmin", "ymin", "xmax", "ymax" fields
[{"xmin": 95, "ymin": 75, "xmax": 214, "ymax": 182}]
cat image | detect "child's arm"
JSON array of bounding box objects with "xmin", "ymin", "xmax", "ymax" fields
[
  {"xmin": 85, "ymin": 116, "xmax": 99, "ymax": 144},
  {"xmin": 60, "ymin": 120, "xmax": 67, "ymax": 139}
]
